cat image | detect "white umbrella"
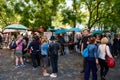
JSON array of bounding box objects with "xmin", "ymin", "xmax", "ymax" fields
[{"xmin": 3, "ymin": 29, "xmax": 26, "ymax": 33}]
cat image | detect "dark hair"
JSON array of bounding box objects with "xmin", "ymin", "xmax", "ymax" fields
[
  {"xmin": 89, "ymin": 37, "xmax": 96, "ymax": 44},
  {"xmin": 50, "ymin": 36, "xmax": 56, "ymax": 40},
  {"xmin": 33, "ymin": 35, "xmax": 39, "ymax": 41}
]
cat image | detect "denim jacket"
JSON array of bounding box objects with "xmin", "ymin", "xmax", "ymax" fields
[
  {"xmin": 41, "ymin": 42, "xmax": 49, "ymax": 55},
  {"xmin": 86, "ymin": 44, "xmax": 98, "ymax": 60}
]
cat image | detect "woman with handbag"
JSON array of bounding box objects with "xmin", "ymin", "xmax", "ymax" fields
[{"xmin": 98, "ymin": 37, "xmax": 114, "ymax": 80}]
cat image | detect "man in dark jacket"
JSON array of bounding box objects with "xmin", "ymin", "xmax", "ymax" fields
[
  {"xmin": 28, "ymin": 36, "xmax": 40, "ymax": 70},
  {"xmin": 81, "ymin": 29, "xmax": 91, "ymax": 73}
]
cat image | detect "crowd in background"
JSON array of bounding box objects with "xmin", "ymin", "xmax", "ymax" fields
[{"xmin": 0, "ymin": 29, "xmax": 119, "ymax": 79}]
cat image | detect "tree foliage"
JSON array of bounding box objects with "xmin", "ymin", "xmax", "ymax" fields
[{"xmin": 0, "ymin": 0, "xmax": 120, "ymax": 32}]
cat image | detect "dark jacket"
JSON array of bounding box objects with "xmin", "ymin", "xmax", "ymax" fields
[
  {"xmin": 58, "ymin": 36, "xmax": 65, "ymax": 45},
  {"xmin": 49, "ymin": 42, "xmax": 60, "ymax": 56},
  {"xmin": 28, "ymin": 41, "xmax": 40, "ymax": 53}
]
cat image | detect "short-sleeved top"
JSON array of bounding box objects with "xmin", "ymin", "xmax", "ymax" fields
[{"xmin": 16, "ymin": 39, "xmax": 23, "ymax": 51}]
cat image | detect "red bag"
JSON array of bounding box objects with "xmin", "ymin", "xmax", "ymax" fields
[
  {"xmin": 106, "ymin": 56, "xmax": 115, "ymax": 68},
  {"xmin": 105, "ymin": 46, "xmax": 115, "ymax": 68}
]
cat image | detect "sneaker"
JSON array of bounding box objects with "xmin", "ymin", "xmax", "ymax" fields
[
  {"xmin": 15, "ymin": 65, "xmax": 20, "ymax": 68},
  {"xmin": 50, "ymin": 73, "xmax": 57, "ymax": 78},
  {"xmin": 32, "ymin": 67, "xmax": 37, "ymax": 70},
  {"xmin": 43, "ymin": 73, "xmax": 50, "ymax": 76},
  {"xmin": 20, "ymin": 64, "xmax": 25, "ymax": 68}
]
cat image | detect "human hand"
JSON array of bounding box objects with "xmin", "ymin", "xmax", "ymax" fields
[{"xmin": 96, "ymin": 59, "xmax": 99, "ymax": 65}]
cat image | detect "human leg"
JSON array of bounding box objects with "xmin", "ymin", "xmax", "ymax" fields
[{"xmin": 84, "ymin": 60, "xmax": 90, "ymax": 80}]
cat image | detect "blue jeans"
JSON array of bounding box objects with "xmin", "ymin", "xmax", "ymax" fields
[
  {"xmin": 50, "ymin": 55, "xmax": 58, "ymax": 73},
  {"xmin": 84, "ymin": 59, "xmax": 97, "ymax": 80}
]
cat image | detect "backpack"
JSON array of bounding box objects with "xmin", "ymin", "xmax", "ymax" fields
[
  {"xmin": 49, "ymin": 42, "xmax": 59, "ymax": 55},
  {"xmin": 9, "ymin": 41, "xmax": 17, "ymax": 49},
  {"xmin": 9, "ymin": 39, "xmax": 23, "ymax": 49},
  {"xmin": 82, "ymin": 45, "xmax": 89, "ymax": 57}
]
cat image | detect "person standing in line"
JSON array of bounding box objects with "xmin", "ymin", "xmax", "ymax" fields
[
  {"xmin": 15, "ymin": 35, "xmax": 25, "ymax": 68},
  {"xmin": 49, "ymin": 36, "xmax": 60, "ymax": 78},
  {"xmin": 40, "ymin": 36, "xmax": 50, "ymax": 76},
  {"xmin": 28, "ymin": 36, "xmax": 40, "ymax": 70},
  {"xmin": 81, "ymin": 29, "xmax": 91, "ymax": 73},
  {"xmin": 98, "ymin": 37, "xmax": 113, "ymax": 80},
  {"xmin": 84, "ymin": 37, "xmax": 98, "ymax": 80},
  {"xmin": 57, "ymin": 34, "xmax": 65, "ymax": 56}
]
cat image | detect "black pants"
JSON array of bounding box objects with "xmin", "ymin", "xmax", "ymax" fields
[
  {"xmin": 98, "ymin": 58, "xmax": 109, "ymax": 78},
  {"xmin": 50, "ymin": 55, "xmax": 58, "ymax": 73},
  {"xmin": 82, "ymin": 58, "xmax": 87, "ymax": 72},
  {"xmin": 31, "ymin": 53, "xmax": 40, "ymax": 68},
  {"xmin": 60, "ymin": 45, "xmax": 65, "ymax": 55}
]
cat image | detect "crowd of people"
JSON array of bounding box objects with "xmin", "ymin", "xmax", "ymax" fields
[{"xmin": 0, "ymin": 29, "xmax": 118, "ymax": 80}]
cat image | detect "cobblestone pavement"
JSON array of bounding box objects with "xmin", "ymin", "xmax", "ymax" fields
[{"xmin": 0, "ymin": 49, "xmax": 120, "ymax": 80}]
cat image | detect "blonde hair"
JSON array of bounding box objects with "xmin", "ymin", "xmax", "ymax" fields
[
  {"xmin": 101, "ymin": 37, "xmax": 108, "ymax": 44},
  {"xmin": 41, "ymin": 36, "xmax": 48, "ymax": 43}
]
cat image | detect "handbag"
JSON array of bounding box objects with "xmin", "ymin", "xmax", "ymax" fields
[
  {"xmin": 82, "ymin": 46, "xmax": 89, "ymax": 57},
  {"xmin": 105, "ymin": 46, "xmax": 115, "ymax": 68}
]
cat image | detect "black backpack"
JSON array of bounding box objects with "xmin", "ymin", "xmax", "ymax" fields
[
  {"xmin": 9, "ymin": 41, "xmax": 17, "ymax": 49},
  {"xmin": 49, "ymin": 42, "xmax": 59, "ymax": 55},
  {"xmin": 9, "ymin": 39, "xmax": 23, "ymax": 49}
]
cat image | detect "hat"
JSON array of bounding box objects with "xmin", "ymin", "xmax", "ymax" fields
[{"xmin": 50, "ymin": 36, "xmax": 56, "ymax": 40}]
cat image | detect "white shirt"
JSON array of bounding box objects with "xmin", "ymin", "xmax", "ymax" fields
[{"xmin": 98, "ymin": 44, "xmax": 112, "ymax": 60}]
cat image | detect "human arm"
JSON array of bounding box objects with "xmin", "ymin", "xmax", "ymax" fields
[
  {"xmin": 94, "ymin": 45, "xmax": 99, "ymax": 64},
  {"xmin": 81, "ymin": 43, "xmax": 84, "ymax": 54},
  {"xmin": 106, "ymin": 46, "xmax": 113, "ymax": 58}
]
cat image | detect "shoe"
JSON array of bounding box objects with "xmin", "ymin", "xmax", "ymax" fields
[
  {"xmin": 50, "ymin": 73, "xmax": 57, "ymax": 78},
  {"xmin": 43, "ymin": 73, "xmax": 50, "ymax": 76},
  {"xmin": 32, "ymin": 67, "xmax": 37, "ymax": 70},
  {"xmin": 114, "ymin": 56, "xmax": 117, "ymax": 58},
  {"xmin": 20, "ymin": 64, "xmax": 25, "ymax": 68},
  {"xmin": 15, "ymin": 65, "xmax": 20, "ymax": 68},
  {"xmin": 101, "ymin": 76, "xmax": 106, "ymax": 80},
  {"xmin": 80, "ymin": 70, "xmax": 84, "ymax": 73}
]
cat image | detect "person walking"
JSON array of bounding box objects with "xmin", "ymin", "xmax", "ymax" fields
[
  {"xmin": 84, "ymin": 37, "xmax": 98, "ymax": 80},
  {"xmin": 49, "ymin": 36, "xmax": 60, "ymax": 78},
  {"xmin": 98, "ymin": 37, "xmax": 114, "ymax": 80}
]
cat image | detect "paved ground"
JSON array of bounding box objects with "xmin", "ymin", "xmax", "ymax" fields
[{"xmin": 0, "ymin": 49, "xmax": 120, "ymax": 80}]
